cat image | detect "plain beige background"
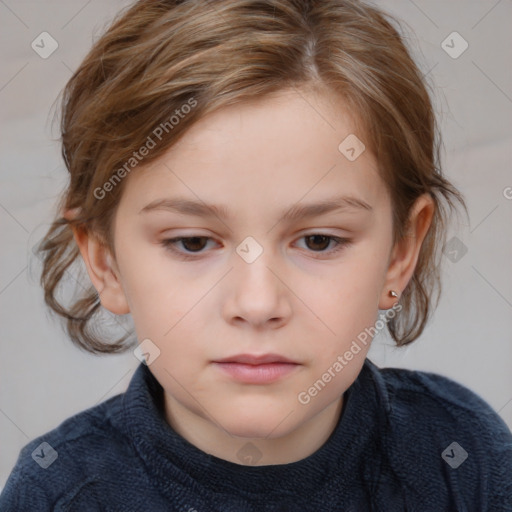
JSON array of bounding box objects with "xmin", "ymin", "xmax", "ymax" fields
[{"xmin": 1, "ymin": 0, "xmax": 511, "ymax": 491}]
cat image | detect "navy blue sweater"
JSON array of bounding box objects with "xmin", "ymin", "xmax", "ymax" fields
[{"xmin": 1, "ymin": 358, "xmax": 511, "ymax": 511}]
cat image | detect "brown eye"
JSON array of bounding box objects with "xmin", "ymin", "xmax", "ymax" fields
[
  {"xmin": 296, "ymin": 233, "xmax": 352, "ymax": 258},
  {"xmin": 161, "ymin": 233, "xmax": 352, "ymax": 261},
  {"xmin": 161, "ymin": 236, "xmax": 214, "ymax": 260},
  {"xmin": 304, "ymin": 234, "xmax": 332, "ymax": 252},
  {"xmin": 177, "ymin": 237, "xmax": 209, "ymax": 252}
]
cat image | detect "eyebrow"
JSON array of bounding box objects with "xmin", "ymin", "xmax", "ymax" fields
[{"xmin": 139, "ymin": 194, "xmax": 373, "ymax": 221}]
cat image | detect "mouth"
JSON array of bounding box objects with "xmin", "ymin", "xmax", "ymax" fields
[
  {"xmin": 212, "ymin": 353, "xmax": 301, "ymax": 384},
  {"xmin": 214, "ymin": 353, "xmax": 298, "ymax": 365}
]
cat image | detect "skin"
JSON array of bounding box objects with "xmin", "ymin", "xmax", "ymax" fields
[{"xmin": 70, "ymin": 86, "xmax": 434, "ymax": 466}]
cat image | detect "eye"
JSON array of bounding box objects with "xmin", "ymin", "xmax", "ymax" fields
[
  {"xmin": 161, "ymin": 233, "xmax": 352, "ymax": 260},
  {"xmin": 161, "ymin": 236, "xmax": 215, "ymax": 260},
  {"xmin": 296, "ymin": 234, "xmax": 352, "ymax": 258}
]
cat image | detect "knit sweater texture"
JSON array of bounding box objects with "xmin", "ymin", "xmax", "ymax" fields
[{"xmin": 1, "ymin": 358, "xmax": 511, "ymax": 511}]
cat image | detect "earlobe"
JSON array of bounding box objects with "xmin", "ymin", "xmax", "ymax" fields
[
  {"xmin": 379, "ymin": 194, "xmax": 435, "ymax": 309},
  {"xmin": 71, "ymin": 225, "xmax": 130, "ymax": 315}
]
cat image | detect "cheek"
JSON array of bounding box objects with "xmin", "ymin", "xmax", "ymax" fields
[
  {"xmin": 302, "ymin": 255, "xmax": 382, "ymax": 321},
  {"xmin": 298, "ymin": 257, "xmax": 385, "ymax": 360},
  {"xmin": 117, "ymin": 237, "xmax": 181, "ymax": 290},
  {"xmin": 117, "ymin": 254, "xmax": 208, "ymax": 364}
]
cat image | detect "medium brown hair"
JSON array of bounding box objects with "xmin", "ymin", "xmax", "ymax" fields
[{"xmin": 37, "ymin": 0, "xmax": 468, "ymax": 353}]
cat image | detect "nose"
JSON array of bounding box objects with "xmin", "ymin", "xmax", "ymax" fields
[{"xmin": 223, "ymin": 249, "xmax": 292, "ymax": 330}]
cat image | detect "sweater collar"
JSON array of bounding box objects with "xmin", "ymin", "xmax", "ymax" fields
[{"xmin": 120, "ymin": 357, "xmax": 388, "ymax": 499}]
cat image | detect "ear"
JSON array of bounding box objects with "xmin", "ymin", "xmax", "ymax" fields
[
  {"xmin": 378, "ymin": 193, "xmax": 435, "ymax": 309},
  {"xmin": 67, "ymin": 218, "xmax": 130, "ymax": 316}
]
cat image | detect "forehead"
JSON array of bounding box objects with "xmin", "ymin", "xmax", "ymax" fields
[
  {"xmin": 171, "ymin": 87, "xmax": 365, "ymax": 156},
  {"xmin": 117, "ymin": 87, "xmax": 387, "ymax": 218}
]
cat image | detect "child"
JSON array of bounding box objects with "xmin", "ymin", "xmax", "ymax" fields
[{"xmin": 1, "ymin": 0, "xmax": 511, "ymax": 510}]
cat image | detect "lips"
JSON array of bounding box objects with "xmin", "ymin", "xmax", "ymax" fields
[
  {"xmin": 212, "ymin": 353, "xmax": 300, "ymax": 384},
  {"xmin": 213, "ymin": 353, "xmax": 298, "ymax": 365}
]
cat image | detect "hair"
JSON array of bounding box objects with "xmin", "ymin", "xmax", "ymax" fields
[{"xmin": 36, "ymin": 0, "xmax": 468, "ymax": 354}]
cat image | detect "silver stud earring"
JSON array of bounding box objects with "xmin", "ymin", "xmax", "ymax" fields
[{"xmin": 389, "ymin": 290, "xmax": 399, "ymax": 298}]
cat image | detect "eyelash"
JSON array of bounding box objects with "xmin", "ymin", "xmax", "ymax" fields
[{"xmin": 160, "ymin": 234, "xmax": 352, "ymax": 261}]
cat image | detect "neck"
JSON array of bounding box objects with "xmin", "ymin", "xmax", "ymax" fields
[{"xmin": 163, "ymin": 393, "xmax": 344, "ymax": 466}]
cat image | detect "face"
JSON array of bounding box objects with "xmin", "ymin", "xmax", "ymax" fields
[{"xmin": 109, "ymin": 87, "xmax": 397, "ymax": 440}]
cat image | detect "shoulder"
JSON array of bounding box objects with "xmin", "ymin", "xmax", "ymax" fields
[
  {"xmin": 0, "ymin": 393, "xmax": 138, "ymax": 511},
  {"xmin": 370, "ymin": 360, "xmax": 511, "ymax": 436},
  {"xmin": 364, "ymin": 359, "xmax": 512, "ymax": 510}
]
